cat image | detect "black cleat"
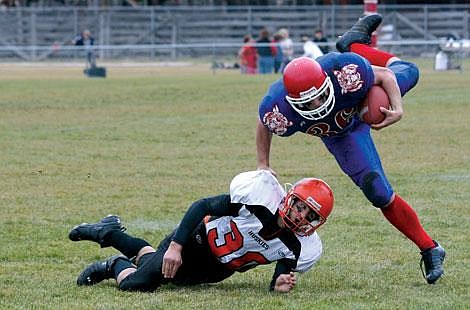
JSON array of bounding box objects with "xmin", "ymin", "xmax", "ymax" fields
[
  {"xmin": 69, "ymin": 214, "xmax": 126, "ymax": 248},
  {"xmin": 336, "ymin": 13, "xmax": 383, "ymax": 52},
  {"xmin": 77, "ymin": 254, "xmax": 125, "ymax": 286},
  {"xmin": 420, "ymin": 241, "xmax": 446, "ymax": 284}
]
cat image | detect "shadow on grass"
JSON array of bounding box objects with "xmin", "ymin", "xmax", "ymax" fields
[{"xmin": 85, "ymin": 279, "xmax": 265, "ymax": 293}]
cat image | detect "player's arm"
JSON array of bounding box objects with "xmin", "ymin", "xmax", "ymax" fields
[
  {"xmin": 163, "ymin": 195, "xmax": 241, "ymax": 278},
  {"xmin": 371, "ymin": 65, "xmax": 403, "ymax": 129},
  {"xmin": 256, "ymin": 119, "xmax": 276, "ymax": 176},
  {"xmin": 173, "ymin": 194, "xmax": 241, "ymax": 245},
  {"xmin": 274, "ymin": 272, "xmax": 297, "ymax": 293},
  {"xmin": 270, "ymin": 258, "xmax": 297, "ymax": 293}
]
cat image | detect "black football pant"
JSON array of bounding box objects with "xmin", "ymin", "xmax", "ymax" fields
[{"xmin": 118, "ymin": 222, "xmax": 234, "ymax": 292}]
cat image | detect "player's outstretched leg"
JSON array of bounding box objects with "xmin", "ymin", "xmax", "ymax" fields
[
  {"xmin": 68, "ymin": 215, "xmax": 126, "ymax": 248},
  {"xmin": 336, "ymin": 13, "xmax": 383, "ymax": 52},
  {"xmin": 335, "ymin": 13, "xmax": 398, "ymax": 68},
  {"xmin": 420, "ymin": 241, "xmax": 446, "ymax": 284},
  {"xmin": 77, "ymin": 254, "xmax": 130, "ymax": 286}
]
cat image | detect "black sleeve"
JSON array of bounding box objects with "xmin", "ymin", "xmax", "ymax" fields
[
  {"xmin": 269, "ymin": 258, "xmax": 296, "ymax": 291},
  {"xmin": 172, "ymin": 194, "xmax": 242, "ymax": 245}
]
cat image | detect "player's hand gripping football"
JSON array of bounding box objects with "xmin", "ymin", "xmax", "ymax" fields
[
  {"xmin": 274, "ymin": 272, "xmax": 297, "ymax": 293},
  {"xmin": 371, "ymin": 104, "xmax": 403, "ymax": 130},
  {"xmin": 370, "ymin": 65, "xmax": 404, "ymax": 130},
  {"xmin": 162, "ymin": 241, "xmax": 183, "ymax": 279}
]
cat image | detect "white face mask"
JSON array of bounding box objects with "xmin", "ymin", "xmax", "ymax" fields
[{"xmin": 285, "ymin": 76, "xmax": 336, "ymax": 120}]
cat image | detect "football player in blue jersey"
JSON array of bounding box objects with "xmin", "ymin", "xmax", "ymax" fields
[
  {"xmin": 69, "ymin": 170, "xmax": 334, "ymax": 293},
  {"xmin": 256, "ymin": 14, "xmax": 445, "ymax": 284}
]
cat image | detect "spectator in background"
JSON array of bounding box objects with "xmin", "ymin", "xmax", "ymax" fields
[
  {"xmin": 301, "ymin": 35, "xmax": 323, "ymax": 59},
  {"xmin": 273, "ymin": 33, "xmax": 284, "ymax": 74},
  {"xmin": 277, "ymin": 28, "xmax": 294, "ymax": 72},
  {"xmin": 256, "ymin": 28, "xmax": 275, "ymax": 74},
  {"xmin": 72, "ymin": 29, "xmax": 96, "ymax": 68},
  {"xmin": 238, "ymin": 35, "xmax": 258, "ymax": 75},
  {"xmin": 313, "ymin": 29, "xmax": 329, "ymax": 55},
  {"xmin": 0, "ymin": 0, "xmax": 18, "ymax": 8}
]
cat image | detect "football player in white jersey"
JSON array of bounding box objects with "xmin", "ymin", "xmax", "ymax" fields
[{"xmin": 69, "ymin": 170, "xmax": 334, "ymax": 293}]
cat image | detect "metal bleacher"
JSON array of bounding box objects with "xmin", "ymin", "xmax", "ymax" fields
[{"xmin": 0, "ymin": 4, "xmax": 469, "ymax": 61}]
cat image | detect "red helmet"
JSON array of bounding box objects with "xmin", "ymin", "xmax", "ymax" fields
[
  {"xmin": 283, "ymin": 57, "xmax": 335, "ymax": 120},
  {"xmin": 279, "ymin": 178, "xmax": 334, "ymax": 236}
]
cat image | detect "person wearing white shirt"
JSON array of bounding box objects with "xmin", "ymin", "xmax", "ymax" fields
[{"xmin": 301, "ymin": 35, "xmax": 323, "ymax": 59}]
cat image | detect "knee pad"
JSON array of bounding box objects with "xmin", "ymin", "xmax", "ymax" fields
[{"xmin": 360, "ymin": 171, "xmax": 393, "ymax": 208}]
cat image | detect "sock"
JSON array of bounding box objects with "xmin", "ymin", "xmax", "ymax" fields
[
  {"xmin": 350, "ymin": 43, "xmax": 395, "ymax": 67},
  {"xmin": 381, "ymin": 194, "xmax": 435, "ymax": 251},
  {"xmin": 112, "ymin": 257, "xmax": 134, "ymax": 278},
  {"xmin": 104, "ymin": 230, "xmax": 151, "ymax": 259}
]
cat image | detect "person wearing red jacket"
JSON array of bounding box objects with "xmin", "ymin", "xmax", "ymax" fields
[{"xmin": 238, "ymin": 35, "xmax": 258, "ymax": 75}]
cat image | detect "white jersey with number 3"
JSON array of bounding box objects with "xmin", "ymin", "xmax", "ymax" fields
[{"xmin": 204, "ymin": 170, "xmax": 322, "ymax": 272}]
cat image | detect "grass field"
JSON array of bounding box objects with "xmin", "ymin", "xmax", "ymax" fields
[{"xmin": 0, "ymin": 59, "xmax": 469, "ymax": 309}]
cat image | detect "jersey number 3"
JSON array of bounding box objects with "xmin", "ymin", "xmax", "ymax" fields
[{"xmin": 207, "ymin": 220, "xmax": 269, "ymax": 271}]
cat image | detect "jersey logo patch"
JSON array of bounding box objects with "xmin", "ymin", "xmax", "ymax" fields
[
  {"xmin": 305, "ymin": 108, "xmax": 355, "ymax": 137},
  {"xmin": 333, "ymin": 64, "xmax": 363, "ymax": 94},
  {"xmin": 263, "ymin": 105, "xmax": 293, "ymax": 135}
]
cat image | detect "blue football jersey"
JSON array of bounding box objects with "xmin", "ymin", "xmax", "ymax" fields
[{"xmin": 259, "ymin": 52, "xmax": 374, "ymax": 137}]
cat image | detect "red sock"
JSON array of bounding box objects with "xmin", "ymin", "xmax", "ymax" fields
[
  {"xmin": 350, "ymin": 43, "xmax": 395, "ymax": 67},
  {"xmin": 381, "ymin": 194, "xmax": 435, "ymax": 251}
]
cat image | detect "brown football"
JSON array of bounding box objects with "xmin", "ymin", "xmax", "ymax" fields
[{"xmin": 358, "ymin": 85, "xmax": 390, "ymax": 125}]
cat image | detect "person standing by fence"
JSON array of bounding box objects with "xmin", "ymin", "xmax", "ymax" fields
[
  {"xmin": 301, "ymin": 35, "xmax": 323, "ymax": 59},
  {"xmin": 273, "ymin": 33, "xmax": 284, "ymax": 74},
  {"xmin": 313, "ymin": 30, "xmax": 329, "ymax": 55},
  {"xmin": 72, "ymin": 29, "xmax": 96, "ymax": 69},
  {"xmin": 238, "ymin": 34, "xmax": 258, "ymax": 75},
  {"xmin": 256, "ymin": 28, "xmax": 275, "ymax": 74},
  {"xmin": 278, "ymin": 28, "xmax": 294, "ymax": 72}
]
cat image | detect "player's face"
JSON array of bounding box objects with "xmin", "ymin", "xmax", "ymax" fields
[
  {"xmin": 286, "ymin": 199, "xmax": 319, "ymax": 227},
  {"xmin": 303, "ymin": 88, "xmax": 331, "ymax": 111}
]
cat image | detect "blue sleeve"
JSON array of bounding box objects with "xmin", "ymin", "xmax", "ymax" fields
[
  {"xmin": 258, "ymin": 79, "xmax": 285, "ymax": 122},
  {"xmin": 258, "ymin": 78, "xmax": 298, "ymax": 137}
]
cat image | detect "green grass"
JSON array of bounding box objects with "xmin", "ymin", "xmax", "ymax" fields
[{"xmin": 0, "ymin": 60, "xmax": 469, "ymax": 309}]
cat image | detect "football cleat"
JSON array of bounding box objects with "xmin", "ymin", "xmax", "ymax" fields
[
  {"xmin": 336, "ymin": 13, "xmax": 383, "ymax": 52},
  {"xmin": 68, "ymin": 214, "xmax": 126, "ymax": 248},
  {"xmin": 77, "ymin": 254, "xmax": 125, "ymax": 286},
  {"xmin": 420, "ymin": 241, "xmax": 446, "ymax": 284}
]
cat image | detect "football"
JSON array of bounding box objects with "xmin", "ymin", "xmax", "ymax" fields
[{"xmin": 358, "ymin": 85, "xmax": 390, "ymax": 125}]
